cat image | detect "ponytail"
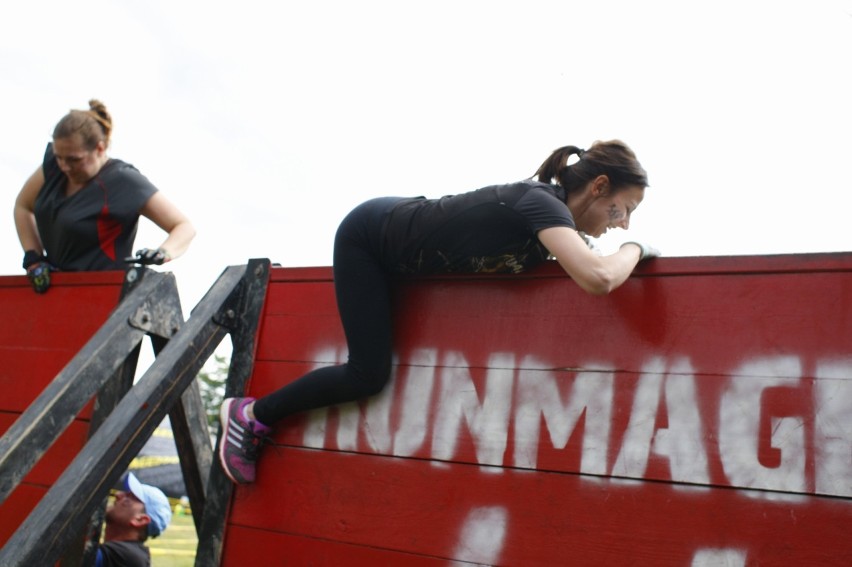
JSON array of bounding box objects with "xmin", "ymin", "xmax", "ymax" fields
[
  {"xmin": 534, "ymin": 140, "xmax": 648, "ymax": 195},
  {"xmin": 534, "ymin": 146, "xmax": 586, "ymax": 186}
]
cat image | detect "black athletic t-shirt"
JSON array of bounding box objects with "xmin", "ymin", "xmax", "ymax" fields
[
  {"xmin": 382, "ymin": 180, "xmax": 574, "ymax": 274},
  {"xmin": 34, "ymin": 143, "xmax": 158, "ymax": 271},
  {"xmin": 96, "ymin": 540, "xmax": 150, "ymax": 567}
]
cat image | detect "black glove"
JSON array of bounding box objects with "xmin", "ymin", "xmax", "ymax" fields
[
  {"xmin": 27, "ymin": 263, "xmax": 51, "ymax": 293},
  {"xmin": 126, "ymin": 248, "xmax": 169, "ymax": 265},
  {"xmin": 23, "ymin": 251, "xmax": 52, "ymax": 294}
]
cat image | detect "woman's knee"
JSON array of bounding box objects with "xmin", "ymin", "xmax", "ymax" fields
[{"xmin": 350, "ymin": 359, "xmax": 392, "ymax": 397}]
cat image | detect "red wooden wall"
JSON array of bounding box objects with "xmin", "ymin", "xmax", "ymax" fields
[
  {"xmin": 224, "ymin": 254, "xmax": 852, "ymax": 566},
  {"xmin": 0, "ymin": 271, "xmax": 125, "ymax": 547}
]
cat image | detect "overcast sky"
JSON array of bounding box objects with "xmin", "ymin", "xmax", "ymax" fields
[{"xmin": 2, "ymin": 0, "xmax": 851, "ymax": 310}]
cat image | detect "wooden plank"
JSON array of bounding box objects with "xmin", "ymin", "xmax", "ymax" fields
[
  {"xmin": 0, "ymin": 352, "xmax": 98, "ymax": 414},
  {"xmin": 0, "ymin": 273, "xmax": 124, "ymax": 415},
  {"xmin": 246, "ymin": 361, "xmax": 851, "ymax": 499},
  {"xmin": 254, "ymin": 271, "xmax": 850, "ymax": 372},
  {"xmin": 228, "ymin": 447, "xmax": 852, "ymax": 566},
  {"xmin": 0, "ymin": 483, "xmax": 44, "ymax": 547},
  {"xmin": 222, "ymin": 524, "xmax": 479, "ymax": 566},
  {"xmin": 195, "ymin": 259, "xmax": 271, "ymax": 567},
  {"xmin": 170, "ymin": 379, "xmax": 214, "ymax": 532},
  {"xmin": 0, "ymin": 272, "xmax": 179, "ymax": 504},
  {"xmin": 222, "ymin": 254, "xmax": 852, "ymax": 565},
  {"xmin": 0, "ymin": 264, "xmax": 253, "ymax": 567},
  {"xmin": 263, "ymin": 253, "xmax": 852, "ymax": 283},
  {"xmin": 0, "ymin": 272, "xmax": 127, "ymax": 555},
  {"xmin": 0, "ymin": 417, "xmax": 91, "ymax": 548},
  {"xmin": 0, "ymin": 416, "xmax": 90, "ymax": 488},
  {"xmin": 0, "ymin": 271, "xmax": 128, "ymax": 289},
  {"xmin": 0, "ymin": 281, "xmax": 122, "ymax": 347}
]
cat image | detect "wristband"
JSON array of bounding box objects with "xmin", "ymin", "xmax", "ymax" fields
[{"xmin": 23, "ymin": 250, "xmax": 44, "ymax": 270}]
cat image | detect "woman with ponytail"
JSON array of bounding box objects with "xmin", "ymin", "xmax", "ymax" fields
[
  {"xmin": 13, "ymin": 99, "xmax": 195, "ymax": 293},
  {"xmin": 218, "ymin": 139, "xmax": 658, "ymax": 485}
]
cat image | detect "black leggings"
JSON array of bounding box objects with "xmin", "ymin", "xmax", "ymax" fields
[{"xmin": 253, "ymin": 197, "xmax": 402, "ymax": 425}]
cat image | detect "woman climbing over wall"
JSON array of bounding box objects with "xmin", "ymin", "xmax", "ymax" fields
[
  {"xmin": 218, "ymin": 140, "xmax": 658, "ymax": 484},
  {"xmin": 13, "ymin": 99, "xmax": 196, "ymax": 293}
]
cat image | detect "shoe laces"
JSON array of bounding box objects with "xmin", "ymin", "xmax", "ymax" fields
[{"xmin": 240, "ymin": 426, "xmax": 271, "ymax": 462}]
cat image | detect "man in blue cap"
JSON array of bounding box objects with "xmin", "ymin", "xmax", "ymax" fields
[{"xmin": 96, "ymin": 472, "xmax": 172, "ymax": 567}]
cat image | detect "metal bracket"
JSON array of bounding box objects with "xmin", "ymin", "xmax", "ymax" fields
[
  {"xmin": 212, "ymin": 260, "xmax": 267, "ymax": 332},
  {"xmin": 212, "ymin": 306, "xmax": 238, "ymax": 331}
]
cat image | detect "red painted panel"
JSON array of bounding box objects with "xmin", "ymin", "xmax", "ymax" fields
[
  {"xmin": 249, "ymin": 361, "xmax": 847, "ymax": 498},
  {"xmin": 230, "ymin": 447, "xmax": 851, "ymax": 566},
  {"xmin": 0, "ymin": 273, "xmax": 124, "ymax": 548},
  {"xmin": 0, "ymin": 483, "xmax": 45, "ymax": 547},
  {"xmin": 0, "ymin": 273, "xmax": 124, "ymax": 348},
  {"xmin": 0, "ymin": 350, "xmax": 96, "ymax": 413},
  {"xmin": 0, "ymin": 273, "xmax": 122, "ymax": 413},
  {"xmin": 222, "ymin": 525, "xmax": 466, "ymax": 566},
  {"xmin": 228, "ymin": 254, "xmax": 852, "ymax": 565},
  {"xmin": 0, "ymin": 415, "xmax": 91, "ymax": 486},
  {"xmin": 0, "ymin": 417, "xmax": 92, "ymax": 547},
  {"xmin": 254, "ymin": 280, "xmax": 341, "ymax": 363},
  {"xmin": 256, "ymin": 268, "xmax": 850, "ymax": 372}
]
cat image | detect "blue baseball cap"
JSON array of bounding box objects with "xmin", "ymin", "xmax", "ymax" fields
[{"xmin": 125, "ymin": 472, "xmax": 172, "ymax": 538}]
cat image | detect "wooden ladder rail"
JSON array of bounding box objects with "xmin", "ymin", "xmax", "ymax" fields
[{"xmin": 0, "ymin": 258, "xmax": 270, "ymax": 567}]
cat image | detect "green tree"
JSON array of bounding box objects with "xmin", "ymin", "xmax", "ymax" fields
[{"xmin": 196, "ymin": 354, "xmax": 229, "ymax": 435}]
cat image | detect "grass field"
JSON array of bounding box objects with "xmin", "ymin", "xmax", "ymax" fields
[{"xmin": 148, "ymin": 510, "xmax": 197, "ymax": 567}]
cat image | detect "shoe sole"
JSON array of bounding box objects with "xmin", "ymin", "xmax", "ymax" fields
[{"xmin": 218, "ymin": 398, "xmax": 241, "ymax": 484}]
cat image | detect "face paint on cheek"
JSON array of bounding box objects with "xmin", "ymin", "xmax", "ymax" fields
[{"xmin": 607, "ymin": 204, "xmax": 624, "ymax": 222}]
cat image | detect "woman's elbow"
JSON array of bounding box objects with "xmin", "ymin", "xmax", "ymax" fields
[
  {"xmin": 172, "ymin": 219, "xmax": 196, "ymax": 242},
  {"xmin": 575, "ymin": 271, "xmax": 618, "ymax": 296},
  {"xmin": 580, "ymin": 280, "xmax": 615, "ymax": 296},
  {"xmin": 179, "ymin": 223, "xmax": 197, "ymax": 252},
  {"xmin": 556, "ymin": 256, "xmax": 625, "ymax": 295},
  {"xmin": 163, "ymin": 221, "xmax": 197, "ymax": 260},
  {"xmin": 184, "ymin": 222, "xmax": 197, "ymax": 242}
]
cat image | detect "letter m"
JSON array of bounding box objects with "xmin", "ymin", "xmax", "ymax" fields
[{"xmin": 513, "ymin": 359, "xmax": 614, "ymax": 474}]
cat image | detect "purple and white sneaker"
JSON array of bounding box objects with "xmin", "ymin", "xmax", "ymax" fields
[{"xmin": 218, "ymin": 397, "xmax": 271, "ymax": 484}]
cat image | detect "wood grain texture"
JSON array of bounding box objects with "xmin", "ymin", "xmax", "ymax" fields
[
  {"xmin": 224, "ymin": 255, "xmax": 852, "ymax": 565},
  {"xmin": 0, "ymin": 272, "xmax": 124, "ymax": 548}
]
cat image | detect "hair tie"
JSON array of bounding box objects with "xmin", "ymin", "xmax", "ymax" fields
[
  {"xmin": 577, "ymin": 148, "xmax": 586, "ymax": 158},
  {"xmin": 86, "ymin": 110, "xmax": 109, "ymax": 129}
]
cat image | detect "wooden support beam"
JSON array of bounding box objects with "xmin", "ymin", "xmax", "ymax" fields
[
  {"xmin": 0, "ymin": 260, "xmax": 269, "ymax": 566},
  {"xmin": 195, "ymin": 259, "xmax": 271, "ymax": 567},
  {"xmin": 61, "ymin": 268, "xmax": 151, "ymax": 567},
  {"xmin": 170, "ymin": 374, "xmax": 215, "ymax": 532},
  {"xmin": 0, "ymin": 270, "xmax": 181, "ymax": 505}
]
